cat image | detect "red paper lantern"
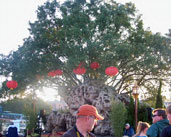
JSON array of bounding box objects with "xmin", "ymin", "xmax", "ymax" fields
[
  {"xmin": 48, "ymin": 71, "xmax": 56, "ymax": 77},
  {"xmin": 73, "ymin": 67, "xmax": 86, "ymax": 75},
  {"xmin": 105, "ymin": 66, "xmax": 118, "ymax": 76},
  {"xmin": 54, "ymin": 69, "xmax": 63, "ymax": 75},
  {"xmin": 90, "ymin": 62, "xmax": 100, "ymax": 70},
  {"xmin": 48, "ymin": 69, "xmax": 63, "ymax": 77},
  {"xmin": 6, "ymin": 80, "xmax": 18, "ymax": 90}
]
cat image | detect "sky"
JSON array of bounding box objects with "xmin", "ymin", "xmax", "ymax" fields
[
  {"xmin": 0, "ymin": 0, "xmax": 171, "ymax": 55},
  {"xmin": 0, "ymin": 0, "xmax": 171, "ymax": 100},
  {"xmin": 0, "ymin": 0, "xmax": 46, "ymax": 55}
]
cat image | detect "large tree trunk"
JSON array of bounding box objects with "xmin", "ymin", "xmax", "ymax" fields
[{"xmin": 46, "ymin": 80, "xmax": 130, "ymax": 135}]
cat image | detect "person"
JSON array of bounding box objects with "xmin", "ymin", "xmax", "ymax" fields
[
  {"xmin": 161, "ymin": 104, "xmax": 171, "ymax": 137},
  {"xmin": 62, "ymin": 104, "xmax": 104, "ymax": 137},
  {"xmin": 123, "ymin": 123, "xmax": 135, "ymax": 137},
  {"xmin": 146, "ymin": 108, "xmax": 170, "ymax": 137},
  {"xmin": 35, "ymin": 109, "xmax": 47, "ymax": 135},
  {"xmin": 134, "ymin": 121, "xmax": 150, "ymax": 137},
  {"xmin": 7, "ymin": 127, "xmax": 18, "ymax": 137}
]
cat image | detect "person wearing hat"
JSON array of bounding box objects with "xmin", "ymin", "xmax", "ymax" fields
[
  {"xmin": 62, "ymin": 104, "xmax": 104, "ymax": 137},
  {"xmin": 123, "ymin": 123, "xmax": 135, "ymax": 137}
]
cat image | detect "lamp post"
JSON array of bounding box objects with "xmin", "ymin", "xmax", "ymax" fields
[{"xmin": 132, "ymin": 82, "xmax": 139, "ymax": 131}]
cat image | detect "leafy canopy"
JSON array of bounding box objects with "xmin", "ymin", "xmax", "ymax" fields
[{"xmin": 0, "ymin": 0, "xmax": 170, "ymax": 99}]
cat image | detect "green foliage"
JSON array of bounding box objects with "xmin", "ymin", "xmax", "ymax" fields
[
  {"xmin": 23, "ymin": 104, "xmax": 37, "ymax": 131},
  {"xmin": 143, "ymin": 79, "xmax": 166, "ymax": 108},
  {"xmin": 0, "ymin": 120, "xmax": 2, "ymax": 131},
  {"xmin": 138, "ymin": 103, "xmax": 151, "ymax": 124},
  {"xmin": 0, "ymin": 97, "xmax": 25, "ymax": 113},
  {"xmin": 110, "ymin": 100, "xmax": 127, "ymax": 137},
  {"xmin": 0, "ymin": 0, "xmax": 170, "ymax": 99},
  {"xmin": 126, "ymin": 95, "xmax": 152, "ymax": 129},
  {"xmin": 143, "ymin": 96, "xmax": 157, "ymax": 108},
  {"xmin": 155, "ymin": 80, "xmax": 163, "ymax": 108},
  {"xmin": 0, "ymin": 95, "xmax": 52, "ymax": 114},
  {"xmin": 126, "ymin": 95, "xmax": 135, "ymax": 127},
  {"xmin": 143, "ymin": 85, "xmax": 160, "ymax": 108},
  {"xmin": 27, "ymin": 133, "xmax": 39, "ymax": 137}
]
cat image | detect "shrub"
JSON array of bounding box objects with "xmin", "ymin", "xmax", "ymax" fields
[
  {"xmin": 110, "ymin": 100, "xmax": 127, "ymax": 137},
  {"xmin": 126, "ymin": 95, "xmax": 135, "ymax": 128}
]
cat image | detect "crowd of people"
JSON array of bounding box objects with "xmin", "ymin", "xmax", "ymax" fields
[
  {"xmin": 62, "ymin": 104, "xmax": 171, "ymax": 137},
  {"xmin": 3, "ymin": 103, "xmax": 170, "ymax": 137},
  {"xmin": 123, "ymin": 105, "xmax": 171, "ymax": 137}
]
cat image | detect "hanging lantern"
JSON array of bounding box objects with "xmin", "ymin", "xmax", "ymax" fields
[
  {"xmin": 105, "ymin": 66, "xmax": 118, "ymax": 76},
  {"xmin": 90, "ymin": 62, "xmax": 100, "ymax": 70},
  {"xmin": 54, "ymin": 69, "xmax": 63, "ymax": 75},
  {"xmin": 73, "ymin": 67, "xmax": 86, "ymax": 75},
  {"xmin": 6, "ymin": 80, "xmax": 18, "ymax": 90},
  {"xmin": 48, "ymin": 71, "xmax": 56, "ymax": 77},
  {"xmin": 48, "ymin": 69, "xmax": 63, "ymax": 77},
  {"xmin": 73, "ymin": 62, "xmax": 86, "ymax": 75}
]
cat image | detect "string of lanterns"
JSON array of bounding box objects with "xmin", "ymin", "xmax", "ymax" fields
[
  {"xmin": 5, "ymin": 62, "xmax": 118, "ymax": 90},
  {"xmin": 48, "ymin": 62, "xmax": 118, "ymax": 76}
]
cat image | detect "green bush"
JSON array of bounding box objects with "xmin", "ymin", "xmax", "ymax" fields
[
  {"xmin": 138, "ymin": 103, "xmax": 150, "ymax": 123},
  {"xmin": 126, "ymin": 95, "xmax": 135, "ymax": 128},
  {"xmin": 110, "ymin": 100, "xmax": 127, "ymax": 137},
  {"xmin": 27, "ymin": 133, "xmax": 39, "ymax": 137},
  {"xmin": 23, "ymin": 104, "xmax": 37, "ymax": 131}
]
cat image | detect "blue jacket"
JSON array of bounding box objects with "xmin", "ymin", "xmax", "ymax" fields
[
  {"xmin": 7, "ymin": 127, "xmax": 18, "ymax": 137},
  {"xmin": 147, "ymin": 119, "xmax": 170, "ymax": 137},
  {"xmin": 123, "ymin": 127, "xmax": 135, "ymax": 137}
]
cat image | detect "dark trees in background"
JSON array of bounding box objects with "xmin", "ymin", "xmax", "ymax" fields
[{"xmin": 155, "ymin": 80, "xmax": 163, "ymax": 108}]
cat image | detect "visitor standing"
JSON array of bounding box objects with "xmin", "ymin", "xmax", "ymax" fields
[
  {"xmin": 134, "ymin": 121, "xmax": 149, "ymax": 137},
  {"xmin": 146, "ymin": 108, "xmax": 169, "ymax": 137},
  {"xmin": 123, "ymin": 123, "xmax": 135, "ymax": 137},
  {"xmin": 62, "ymin": 104, "xmax": 104, "ymax": 137}
]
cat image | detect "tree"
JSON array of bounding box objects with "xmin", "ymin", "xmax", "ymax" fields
[
  {"xmin": 0, "ymin": 0, "xmax": 170, "ymax": 100},
  {"xmin": 138, "ymin": 103, "xmax": 151, "ymax": 124},
  {"xmin": 155, "ymin": 80, "xmax": 163, "ymax": 108},
  {"xmin": 110, "ymin": 100, "xmax": 127, "ymax": 137},
  {"xmin": 143, "ymin": 88, "xmax": 158, "ymax": 108}
]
